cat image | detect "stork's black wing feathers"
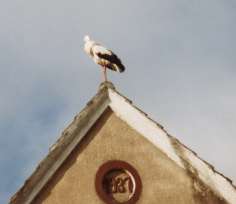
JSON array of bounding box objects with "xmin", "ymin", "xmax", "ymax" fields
[{"xmin": 97, "ymin": 52, "xmax": 125, "ymax": 72}]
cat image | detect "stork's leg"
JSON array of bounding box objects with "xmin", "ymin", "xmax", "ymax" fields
[{"xmin": 102, "ymin": 66, "xmax": 107, "ymax": 82}]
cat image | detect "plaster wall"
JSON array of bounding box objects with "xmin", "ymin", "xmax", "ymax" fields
[{"xmin": 33, "ymin": 108, "xmax": 226, "ymax": 204}]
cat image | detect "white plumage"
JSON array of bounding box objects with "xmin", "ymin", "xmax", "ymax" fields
[{"xmin": 84, "ymin": 35, "xmax": 125, "ymax": 81}]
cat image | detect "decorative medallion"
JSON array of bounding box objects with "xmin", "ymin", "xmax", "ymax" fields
[{"xmin": 95, "ymin": 160, "xmax": 142, "ymax": 204}]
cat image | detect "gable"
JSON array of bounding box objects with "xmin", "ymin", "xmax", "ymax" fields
[
  {"xmin": 33, "ymin": 108, "xmax": 226, "ymax": 204},
  {"xmin": 10, "ymin": 82, "xmax": 236, "ymax": 204}
]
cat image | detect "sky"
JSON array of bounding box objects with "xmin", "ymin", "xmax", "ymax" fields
[{"xmin": 1, "ymin": 0, "xmax": 236, "ymax": 203}]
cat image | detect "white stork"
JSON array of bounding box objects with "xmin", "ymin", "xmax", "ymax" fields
[{"xmin": 84, "ymin": 35, "xmax": 125, "ymax": 81}]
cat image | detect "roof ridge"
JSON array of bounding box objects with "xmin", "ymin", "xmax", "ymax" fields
[{"xmin": 98, "ymin": 81, "xmax": 115, "ymax": 90}]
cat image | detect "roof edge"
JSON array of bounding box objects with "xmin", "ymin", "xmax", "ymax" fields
[
  {"xmin": 9, "ymin": 83, "xmax": 111, "ymax": 204},
  {"xmin": 107, "ymin": 88, "xmax": 236, "ymax": 204}
]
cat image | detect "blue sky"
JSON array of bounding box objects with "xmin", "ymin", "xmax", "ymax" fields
[{"xmin": 1, "ymin": 0, "xmax": 236, "ymax": 203}]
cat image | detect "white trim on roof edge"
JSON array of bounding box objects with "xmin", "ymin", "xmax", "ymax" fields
[
  {"xmin": 108, "ymin": 89, "xmax": 184, "ymax": 167},
  {"xmin": 183, "ymin": 148, "xmax": 236, "ymax": 204},
  {"xmin": 108, "ymin": 88, "xmax": 236, "ymax": 204}
]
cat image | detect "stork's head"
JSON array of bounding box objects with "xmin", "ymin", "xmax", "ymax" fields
[
  {"xmin": 84, "ymin": 35, "xmax": 90, "ymax": 42},
  {"xmin": 84, "ymin": 35, "xmax": 93, "ymax": 55}
]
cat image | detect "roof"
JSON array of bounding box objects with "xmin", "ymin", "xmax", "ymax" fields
[{"xmin": 9, "ymin": 81, "xmax": 236, "ymax": 204}]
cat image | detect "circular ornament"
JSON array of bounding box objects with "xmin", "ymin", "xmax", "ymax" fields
[{"xmin": 95, "ymin": 160, "xmax": 142, "ymax": 204}]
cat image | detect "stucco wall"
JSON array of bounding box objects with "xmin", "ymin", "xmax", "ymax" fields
[{"xmin": 33, "ymin": 108, "xmax": 226, "ymax": 204}]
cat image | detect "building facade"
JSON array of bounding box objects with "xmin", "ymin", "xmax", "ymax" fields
[{"xmin": 10, "ymin": 82, "xmax": 236, "ymax": 204}]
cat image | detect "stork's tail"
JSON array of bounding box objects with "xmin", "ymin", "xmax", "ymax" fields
[
  {"xmin": 97, "ymin": 52, "xmax": 125, "ymax": 73},
  {"xmin": 115, "ymin": 63, "xmax": 125, "ymax": 73}
]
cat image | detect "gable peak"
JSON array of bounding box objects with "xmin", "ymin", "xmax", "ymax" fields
[{"xmin": 99, "ymin": 81, "xmax": 115, "ymax": 91}]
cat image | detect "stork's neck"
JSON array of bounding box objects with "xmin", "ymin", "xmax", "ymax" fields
[{"xmin": 85, "ymin": 40, "xmax": 100, "ymax": 56}]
